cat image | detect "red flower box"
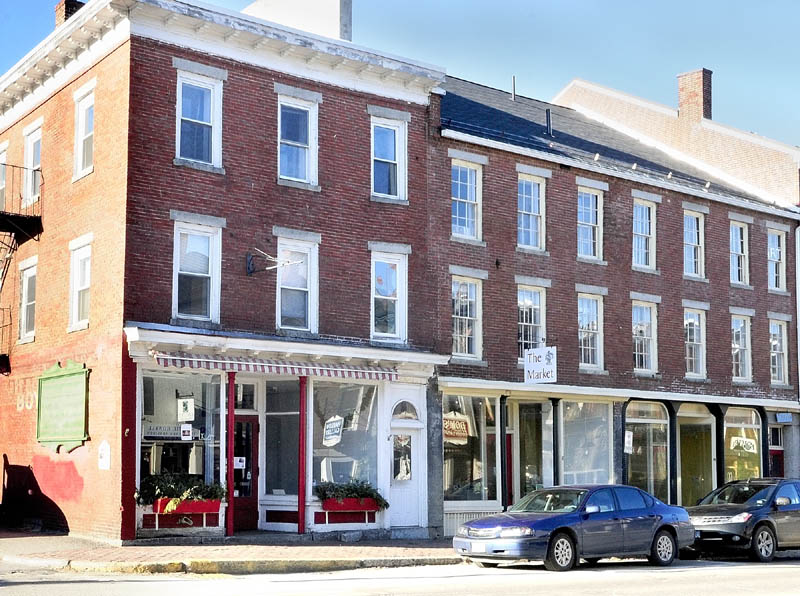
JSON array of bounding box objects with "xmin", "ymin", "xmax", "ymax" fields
[
  {"xmin": 322, "ymin": 497, "xmax": 380, "ymax": 512},
  {"xmin": 152, "ymin": 498, "xmax": 222, "ymax": 514}
]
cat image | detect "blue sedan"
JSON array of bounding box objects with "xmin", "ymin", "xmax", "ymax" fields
[{"xmin": 453, "ymin": 485, "xmax": 694, "ymax": 571}]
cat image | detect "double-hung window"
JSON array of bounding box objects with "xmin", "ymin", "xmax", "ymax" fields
[
  {"xmin": 517, "ymin": 174, "xmax": 545, "ymax": 250},
  {"xmin": 731, "ymin": 315, "xmax": 751, "ymax": 382},
  {"xmin": 73, "ymin": 79, "xmax": 95, "ymax": 179},
  {"xmin": 371, "ymin": 116, "xmax": 407, "ymax": 201},
  {"xmin": 683, "ymin": 210, "xmax": 705, "ymax": 277},
  {"xmin": 578, "ymin": 294, "xmax": 603, "ymax": 369},
  {"xmin": 19, "ymin": 257, "xmax": 36, "ymax": 341},
  {"xmin": 371, "ymin": 250, "xmax": 407, "ymax": 342},
  {"xmin": 0, "ymin": 144, "xmax": 6, "ymax": 211},
  {"xmin": 452, "ymin": 277, "xmax": 481, "ymax": 359},
  {"xmin": 518, "ymin": 286, "xmax": 545, "ymax": 358},
  {"xmin": 684, "ymin": 309, "xmax": 706, "ymax": 379},
  {"xmin": 278, "ymin": 95, "xmax": 318, "ymax": 185},
  {"xmin": 632, "ymin": 302, "xmax": 657, "ymax": 373},
  {"xmin": 68, "ymin": 235, "xmax": 92, "ymax": 331},
  {"xmin": 768, "ymin": 230, "xmax": 786, "ymax": 291},
  {"xmin": 451, "ymin": 159, "xmax": 481, "ymax": 240},
  {"xmin": 176, "ymin": 70, "xmax": 223, "ymax": 168},
  {"xmin": 172, "ymin": 221, "xmax": 221, "ymax": 322},
  {"xmin": 770, "ymin": 320, "xmax": 788, "ymax": 385},
  {"xmin": 23, "ymin": 121, "xmax": 42, "ymax": 206},
  {"xmin": 276, "ymin": 237, "xmax": 319, "ymax": 333},
  {"xmin": 632, "ymin": 199, "xmax": 656, "ymax": 269},
  {"xmin": 729, "ymin": 222, "xmax": 749, "ymax": 285},
  {"xmin": 577, "ymin": 188, "xmax": 602, "ymax": 259}
]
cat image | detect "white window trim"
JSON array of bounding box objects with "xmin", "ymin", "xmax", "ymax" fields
[
  {"xmin": 451, "ymin": 275, "xmax": 482, "ymax": 360},
  {"xmin": 632, "ymin": 300, "xmax": 658, "ymax": 374},
  {"xmin": 68, "ymin": 242, "xmax": 92, "ymax": 332},
  {"xmin": 19, "ymin": 262, "xmax": 36, "ymax": 341},
  {"xmin": 451, "ymin": 158, "xmax": 483, "ymax": 241},
  {"xmin": 172, "ymin": 220, "xmax": 222, "ymax": 323},
  {"xmin": 684, "ymin": 308, "xmax": 707, "ymax": 380},
  {"xmin": 517, "ymin": 285, "xmax": 546, "ymax": 362},
  {"xmin": 632, "ymin": 198, "xmax": 656, "ymax": 270},
  {"xmin": 23, "ymin": 124, "xmax": 42, "ymax": 206},
  {"xmin": 73, "ymin": 80, "xmax": 96, "ymax": 181},
  {"xmin": 275, "ymin": 236, "xmax": 319, "ymax": 334},
  {"xmin": 729, "ymin": 221, "xmax": 750, "ymax": 285},
  {"xmin": 175, "ymin": 70, "xmax": 223, "ymax": 168},
  {"xmin": 370, "ymin": 250, "xmax": 408, "ymax": 342},
  {"xmin": 770, "ymin": 319, "xmax": 789, "ymax": 386},
  {"xmin": 517, "ymin": 173, "xmax": 546, "ymax": 251},
  {"xmin": 370, "ymin": 116, "xmax": 407, "ymax": 202},
  {"xmin": 683, "ymin": 210, "xmax": 705, "ymax": 278},
  {"xmin": 0, "ymin": 148, "xmax": 6, "ymax": 207},
  {"xmin": 731, "ymin": 315, "xmax": 752, "ymax": 382},
  {"xmin": 768, "ymin": 229, "xmax": 787, "ymax": 292},
  {"xmin": 577, "ymin": 293, "xmax": 604, "ymax": 371},
  {"xmin": 277, "ymin": 94, "xmax": 318, "ymax": 186},
  {"xmin": 577, "ymin": 186, "xmax": 603, "ymax": 261}
]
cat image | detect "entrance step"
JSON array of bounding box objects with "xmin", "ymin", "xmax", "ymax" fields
[{"xmin": 391, "ymin": 527, "xmax": 429, "ymax": 540}]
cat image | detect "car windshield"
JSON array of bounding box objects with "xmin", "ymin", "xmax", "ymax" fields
[
  {"xmin": 699, "ymin": 483, "xmax": 775, "ymax": 506},
  {"xmin": 510, "ymin": 489, "xmax": 587, "ymax": 513}
]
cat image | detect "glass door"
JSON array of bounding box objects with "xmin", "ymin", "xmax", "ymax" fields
[
  {"xmin": 678, "ymin": 422, "xmax": 714, "ymax": 506},
  {"xmin": 233, "ymin": 415, "xmax": 259, "ymax": 530}
]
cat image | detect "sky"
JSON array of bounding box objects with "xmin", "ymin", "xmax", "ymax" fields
[{"xmin": 1, "ymin": 0, "xmax": 798, "ymax": 147}]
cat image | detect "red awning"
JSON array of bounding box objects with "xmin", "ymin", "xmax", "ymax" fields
[{"xmin": 152, "ymin": 351, "xmax": 398, "ymax": 381}]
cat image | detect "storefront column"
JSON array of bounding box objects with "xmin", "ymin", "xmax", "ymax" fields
[
  {"xmin": 549, "ymin": 398, "xmax": 561, "ymax": 484},
  {"xmin": 662, "ymin": 401, "xmax": 679, "ymax": 505},
  {"xmin": 756, "ymin": 406, "xmax": 770, "ymax": 476},
  {"xmin": 226, "ymin": 371, "xmax": 236, "ymax": 537},
  {"xmin": 709, "ymin": 404, "xmax": 728, "ymax": 490},
  {"xmin": 499, "ymin": 395, "xmax": 508, "ymax": 510},
  {"xmin": 297, "ymin": 376, "xmax": 308, "ymax": 534}
]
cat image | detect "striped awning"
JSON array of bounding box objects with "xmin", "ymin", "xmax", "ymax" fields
[{"xmin": 152, "ymin": 351, "xmax": 398, "ymax": 381}]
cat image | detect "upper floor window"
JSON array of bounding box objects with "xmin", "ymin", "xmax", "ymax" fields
[
  {"xmin": 69, "ymin": 239, "xmax": 92, "ymax": 330},
  {"xmin": 770, "ymin": 320, "xmax": 788, "ymax": 385},
  {"xmin": 518, "ymin": 286, "xmax": 545, "ymax": 358},
  {"xmin": 632, "ymin": 301, "xmax": 657, "ymax": 373},
  {"xmin": 729, "ymin": 222, "xmax": 749, "ymax": 285},
  {"xmin": 517, "ymin": 174, "xmax": 544, "ymax": 250},
  {"xmin": 73, "ymin": 80, "xmax": 95, "ymax": 179},
  {"xmin": 172, "ymin": 221, "xmax": 221, "ymax": 322},
  {"xmin": 371, "ymin": 250, "xmax": 407, "ymax": 342},
  {"xmin": 278, "ymin": 96, "xmax": 318, "ymax": 185},
  {"xmin": 768, "ymin": 230, "xmax": 786, "ymax": 291},
  {"xmin": 578, "ymin": 294, "xmax": 603, "ymax": 369},
  {"xmin": 276, "ymin": 237, "xmax": 319, "ymax": 333},
  {"xmin": 24, "ymin": 123, "xmax": 42, "ymax": 206},
  {"xmin": 577, "ymin": 188, "xmax": 602, "ymax": 259},
  {"xmin": 451, "ymin": 159, "xmax": 481, "ymax": 240},
  {"xmin": 176, "ymin": 71, "xmax": 223, "ymax": 167},
  {"xmin": 684, "ymin": 309, "xmax": 706, "ymax": 379},
  {"xmin": 19, "ymin": 259, "xmax": 36, "ymax": 341},
  {"xmin": 731, "ymin": 315, "xmax": 751, "ymax": 382},
  {"xmin": 683, "ymin": 210, "xmax": 705, "ymax": 277},
  {"xmin": 452, "ymin": 276, "xmax": 481, "ymax": 358},
  {"xmin": 632, "ymin": 200, "xmax": 656, "ymax": 269},
  {"xmin": 371, "ymin": 117, "xmax": 407, "ymax": 201}
]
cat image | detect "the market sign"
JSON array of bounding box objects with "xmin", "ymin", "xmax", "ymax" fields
[
  {"xmin": 323, "ymin": 415, "xmax": 344, "ymax": 446},
  {"xmin": 523, "ymin": 346, "xmax": 557, "ymax": 384},
  {"xmin": 37, "ymin": 360, "xmax": 89, "ymax": 452}
]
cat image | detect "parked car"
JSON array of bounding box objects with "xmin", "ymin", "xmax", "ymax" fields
[
  {"xmin": 686, "ymin": 478, "xmax": 800, "ymax": 562},
  {"xmin": 452, "ymin": 484, "xmax": 694, "ymax": 571}
]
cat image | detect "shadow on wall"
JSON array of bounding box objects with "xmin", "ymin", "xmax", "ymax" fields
[{"xmin": 0, "ymin": 454, "xmax": 68, "ymax": 532}]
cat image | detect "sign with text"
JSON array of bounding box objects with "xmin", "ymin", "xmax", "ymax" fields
[
  {"xmin": 443, "ymin": 412, "xmax": 471, "ymax": 445},
  {"xmin": 624, "ymin": 430, "xmax": 634, "ymax": 454},
  {"xmin": 730, "ymin": 436, "xmax": 757, "ymax": 453},
  {"xmin": 322, "ymin": 415, "xmax": 344, "ymax": 447},
  {"xmin": 37, "ymin": 360, "xmax": 89, "ymax": 452},
  {"xmin": 523, "ymin": 347, "xmax": 557, "ymax": 384}
]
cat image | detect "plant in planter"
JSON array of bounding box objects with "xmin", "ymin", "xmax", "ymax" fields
[
  {"xmin": 313, "ymin": 480, "xmax": 389, "ymax": 511},
  {"xmin": 135, "ymin": 473, "xmax": 226, "ymax": 514}
]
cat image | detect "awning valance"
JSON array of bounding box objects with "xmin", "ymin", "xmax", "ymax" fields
[{"xmin": 152, "ymin": 351, "xmax": 398, "ymax": 381}]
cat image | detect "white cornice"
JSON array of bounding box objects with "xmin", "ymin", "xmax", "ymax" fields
[
  {"xmin": 552, "ymin": 78, "xmax": 678, "ymax": 118},
  {"xmin": 441, "ymin": 129, "xmax": 800, "ymax": 221}
]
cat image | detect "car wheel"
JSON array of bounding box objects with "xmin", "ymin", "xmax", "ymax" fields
[
  {"xmin": 544, "ymin": 532, "xmax": 576, "ymax": 572},
  {"xmin": 582, "ymin": 558, "xmax": 601, "ymax": 567},
  {"xmin": 648, "ymin": 529, "xmax": 676, "ymax": 566},
  {"xmin": 473, "ymin": 561, "xmax": 499, "ymax": 568},
  {"xmin": 750, "ymin": 525, "xmax": 776, "ymax": 562}
]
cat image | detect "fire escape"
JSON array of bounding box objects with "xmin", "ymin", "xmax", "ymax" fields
[{"xmin": 0, "ymin": 163, "xmax": 43, "ymax": 374}]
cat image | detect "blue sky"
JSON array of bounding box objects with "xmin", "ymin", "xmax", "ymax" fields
[{"xmin": 2, "ymin": 0, "xmax": 798, "ymax": 147}]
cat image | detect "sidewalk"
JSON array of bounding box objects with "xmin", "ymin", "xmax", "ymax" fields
[{"xmin": 0, "ymin": 529, "xmax": 461, "ymax": 575}]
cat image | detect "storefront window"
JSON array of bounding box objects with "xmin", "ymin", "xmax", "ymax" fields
[
  {"xmin": 265, "ymin": 381, "xmax": 300, "ymax": 496},
  {"xmin": 443, "ymin": 396, "xmax": 497, "ymax": 501},
  {"xmin": 724, "ymin": 407, "xmax": 761, "ymax": 482},
  {"xmin": 518, "ymin": 403, "xmax": 543, "ymax": 497},
  {"xmin": 140, "ymin": 373, "xmax": 221, "ymax": 484},
  {"xmin": 562, "ymin": 401, "xmax": 611, "ymax": 484},
  {"xmin": 312, "ymin": 382, "xmax": 377, "ymax": 487},
  {"xmin": 626, "ymin": 401, "xmax": 668, "ymax": 502}
]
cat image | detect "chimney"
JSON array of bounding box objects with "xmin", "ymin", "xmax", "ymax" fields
[
  {"xmin": 55, "ymin": 0, "xmax": 84, "ymax": 28},
  {"xmin": 677, "ymin": 68, "xmax": 712, "ymax": 121},
  {"xmin": 242, "ymin": 0, "xmax": 352, "ymax": 41}
]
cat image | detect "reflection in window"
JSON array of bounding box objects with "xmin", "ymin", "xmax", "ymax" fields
[
  {"xmin": 265, "ymin": 381, "xmax": 299, "ymax": 496},
  {"xmin": 724, "ymin": 407, "xmax": 761, "ymax": 482},
  {"xmin": 626, "ymin": 401, "xmax": 668, "ymax": 502},
  {"xmin": 562, "ymin": 401, "xmax": 610, "ymax": 484},
  {"xmin": 392, "ymin": 401, "xmax": 418, "ymax": 420},
  {"xmin": 393, "ymin": 434, "xmax": 411, "ymax": 481},
  {"xmin": 443, "ymin": 395, "xmax": 496, "ymax": 501}
]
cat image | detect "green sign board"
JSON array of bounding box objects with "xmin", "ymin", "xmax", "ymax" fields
[{"xmin": 37, "ymin": 360, "xmax": 89, "ymax": 452}]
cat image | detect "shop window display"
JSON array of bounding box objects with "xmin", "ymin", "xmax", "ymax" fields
[
  {"xmin": 625, "ymin": 401, "xmax": 668, "ymax": 502},
  {"xmin": 562, "ymin": 401, "xmax": 611, "ymax": 484},
  {"xmin": 724, "ymin": 407, "xmax": 761, "ymax": 482},
  {"xmin": 443, "ymin": 396, "xmax": 497, "ymax": 501}
]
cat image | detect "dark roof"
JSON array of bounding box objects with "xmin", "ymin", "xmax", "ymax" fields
[{"xmin": 441, "ymin": 76, "xmax": 790, "ymax": 212}]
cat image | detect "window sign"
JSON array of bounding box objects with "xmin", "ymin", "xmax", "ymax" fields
[
  {"xmin": 37, "ymin": 360, "xmax": 89, "ymax": 452},
  {"xmin": 323, "ymin": 415, "xmax": 344, "ymax": 447},
  {"xmin": 177, "ymin": 397, "xmax": 195, "ymax": 422}
]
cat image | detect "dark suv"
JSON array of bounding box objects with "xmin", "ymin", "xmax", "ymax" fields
[{"xmin": 686, "ymin": 478, "xmax": 800, "ymax": 562}]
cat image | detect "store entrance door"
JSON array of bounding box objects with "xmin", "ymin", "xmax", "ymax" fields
[
  {"xmin": 233, "ymin": 415, "xmax": 259, "ymax": 531},
  {"xmin": 390, "ymin": 429, "xmax": 420, "ymax": 527},
  {"xmin": 678, "ymin": 420, "xmax": 714, "ymax": 506}
]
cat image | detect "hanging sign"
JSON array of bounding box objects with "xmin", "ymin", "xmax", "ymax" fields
[
  {"xmin": 323, "ymin": 415, "xmax": 344, "ymax": 446},
  {"xmin": 524, "ymin": 347, "xmax": 557, "ymax": 384},
  {"xmin": 730, "ymin": 436, "xmax": 757, "ymax": 453},
  {"xmin": 177, "ymin": 398, "xmax": 195, "ymax": 422},
  {"xmin": 624, "ymin": 430, "xmax": 634, "ymax": 455},
  {"xmin": 443, "ymin": 412, "xmax": 471, "ymax": 445}
]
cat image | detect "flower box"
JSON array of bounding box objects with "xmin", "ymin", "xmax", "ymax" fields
[
  {"xmin": 152, "ymin": 498, "xmax": 222, "ymax": 514},
  {"xmin": 322, "ymin": 497, "xmax": 380, "ymax": 512}
]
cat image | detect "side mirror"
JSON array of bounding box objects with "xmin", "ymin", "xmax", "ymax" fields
[
  {"xmin": 775, "ymin": 497, "xmax": 791, "ymax": 507},
  {"xmin": 584, "ymin": 505, "xmax": 600, "ymax": 514}
]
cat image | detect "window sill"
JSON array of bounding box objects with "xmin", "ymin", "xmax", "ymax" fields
[
  {"xmin": 516, "ymin": 245, "xmax": 549, "ymax": 257},
  {"xmin": 170, "ymin": 317, "xmax": 221, "ymax": 330},
  {"xmin": 370, "ymin": 194, "xmax": 408, "ymax": 206},
  {"xmin": 72, "ymin": 166, "xmax": 94, "ymax": 183},
  {"xmin": 732, "ymin": 379, "xmax": 755, "ymax": 386},
  {"xmin": 579, "ymin": 367, "xmax": 608, "ymax": 376},
  {"xmin": 17, "ymin": 336, "xmax": 35, "ymax": 345},
  {"xmin": 450, "ymin": 235, "xmax": 486, "ymax": 248},
  {"xmin": 576, "ymin": 256, "xmax": 607, "ymax": 266},
  {"xmin": 370, "ymin": 338, "xmax": 407, "ymax": 348},
  {"xmin": 684, "ymin": 376, "xmax": 710, "ymax": 384},
  {"xmin": 275, "ymin": 328, "xmax": 319, "ymax": 340},
  {"xmin": 632, "ymin": 265, "xmax": 660, "ymax": 275},
  {"xmin": 730, "ymin": 282, "xmax": 754, "ymax": 291},
  {"xmin": 173, "ymin": 157, "xmax": 225, "ymax": 175},
  {"xmin": 67, "ymin": 320, "xmax": 89, "ymax": 333},
  {"xmin": 449, "ymin": 356, "xmax": 488, "ymax": 367},
  {"xmin": 769, "ymin": 288, "xmax": 791, "ymax": 297},
  {"xmin": 278, "ymin": 178, "xmax": 321, "ymax": 192},
  {"xmin": 683, "ymin": 275, "xmax": 709, "ymax": 283},
  {"xmin": 634, "ymin": 370, "xmax": 661, "ymax": 380},
  {"xmin": 771, "ymin": 383, "xmax": 793, "ymax": 390}
]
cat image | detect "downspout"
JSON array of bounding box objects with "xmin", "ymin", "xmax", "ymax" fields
[
  {"xmin": 298, "ymin": 376, "xmax": 308, "ymax": 534},
  {"xmin": 226, "ymin": 371, "xmax": 235, "ymax": 537}
]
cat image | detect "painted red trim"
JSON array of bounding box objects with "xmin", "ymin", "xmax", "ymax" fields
[
  {"xmin": 298, "ymin": 375, "xmax": 307, "ymax": 534},
  {"xmin": 226, "ymin": 371, "xmax": 236, "ymax": 536},
  {"xmin": 152, "ymin": 498, "xmax": 221, "ymax": 514},
  {"xmin": 120, "ymin": 336, "xmax": 138, "ymax": 540},
  {"xmin": 321, "ymin": 497, "xmax": 379, "ymax": 512}
]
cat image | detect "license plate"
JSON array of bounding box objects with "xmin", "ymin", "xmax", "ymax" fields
[{"xmin": 471, "ymin": 542, "xmax": 486, "ymax": 553}]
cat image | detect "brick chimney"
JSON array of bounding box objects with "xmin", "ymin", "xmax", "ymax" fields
[
  {"xmin": 677, "ymin": 68, "xmax": 712, "ymax": 121},
  {"xmin": 55, "ymin": 0, "xmax": 84, "ymax": 28}
]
